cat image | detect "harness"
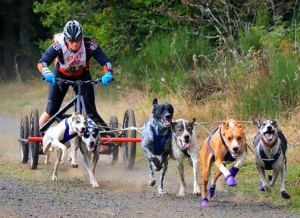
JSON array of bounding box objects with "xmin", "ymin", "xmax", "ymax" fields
[
  {"xmin": 50, "ymin": 119, "xmax": 77, "ymax": 143},
  {"xmin": 151, "ymin": 126, "xmax": 171, "ymax": 155},
  {"xmin": 259, "ymin": 142, "xmax": 282, "ymax": 170},
  {"xmin": 207, "ymin": 126, "xmax": 236, "ymax": 162}
]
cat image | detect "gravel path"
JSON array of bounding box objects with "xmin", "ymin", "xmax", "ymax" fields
[{"xmin": 0, "ymin": 113, "xmax": 298, "ymax": 218}]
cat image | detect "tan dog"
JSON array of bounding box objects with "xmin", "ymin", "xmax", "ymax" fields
[
  {"xmin": 200, "ymin": 119, "xmax": 247, "ymax": 206},
  {"xmin": 170, "ymin": 118, "xmax": 200, "ymax": 197},
  {"xmin": 43, "ymin": 112, "xmax": 87, "ymax": 181}
]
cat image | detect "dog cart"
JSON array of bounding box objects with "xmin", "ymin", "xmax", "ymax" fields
[{"xmin": 18, "ymin": 78, "xmax": 140, "ymax": 170}]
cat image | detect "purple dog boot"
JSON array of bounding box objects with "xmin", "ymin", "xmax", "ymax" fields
[
  {"xmin": 229, "ymin": 166, "xmax": 239, "ymax": 178},
  {"xmin": 281, "ymin": 191, "xmax": 291, "ymax": 199},
  {"xmin": 208, "ymin": 185, "xmax": 216, "ymax": 198},
  {"xmin": 224, "ymin": 175, "xmax": 237, "ymax": 186},
  {"xmin": 259, "ymin": 182, "xmax": 265, "ymax": 191},
  {"xmin": 259, "ymin": 175, "xmax": 272, "ymax": 191},
  {"xmin": 201, "ymin": 198, "xmax": 209, "ymax": 207}
]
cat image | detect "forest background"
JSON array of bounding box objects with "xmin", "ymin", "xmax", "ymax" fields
[{"xmin": 1, "ymin": 0, "xmax": 300, "ymax": 119}]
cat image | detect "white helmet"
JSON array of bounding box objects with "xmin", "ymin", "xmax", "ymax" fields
[{"xmin": 63, "ymin": 20, "xmax": 83, "ymax": 40}]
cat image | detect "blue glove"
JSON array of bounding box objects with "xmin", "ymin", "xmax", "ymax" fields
[
  {"xmin": 42, "ymin": 68, "xmax": 56, "ymax": 85},
  {"xmin": 101, "ymin": 72, "xmax": 113, "ymax": 86}
]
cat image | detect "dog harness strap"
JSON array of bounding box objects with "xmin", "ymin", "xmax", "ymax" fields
[
  {"xmin": 207, "ymin": 132, "xmax": 216, "ymax": 155},
  {"xmin": 60, "ymin": 119, "xmax": 78, "ymax": 143},
  {"xmin": 219, "ymin": 126, "xmax": 229, "ymax": 151},
  {"xmin": 259, "ymin": 146, "xmax": 282, "ymax": 170},
  {"xmin": 151, "ymin": 126, "xmax": 171, "ymax": 155},
  {"xmin": 207, "ymin": 127, "xmax": 235, "ymax": 161}
]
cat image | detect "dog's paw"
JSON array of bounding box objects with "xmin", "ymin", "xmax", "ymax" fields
[
  {"xmin": 201, "ymin": 198, "xmax": 209, "ymax": 207},
  {"xmin": 91, "ymin": 180, "xmax": 100, "ymax": 188},
  {"xmin": 158, "ymin": 189, "xmax": 166, "ymax": 196},
  {"xmin": 45, "ymin": 160, "xmax": 51, "ymax": 165},
  {"xmin": 224, "ymin": 175, "xmax": 237, "ymax": 186},
  {"xmin": 176, "ymin": 189, "xmax": 185, "ymax": 198},
  {"xmin": 208, "ymin": 185, "xmax": 216, "ymax": 198},
  {"xmin": 148, "ymin": 156, "xmax": 162, "ymax": 171},
  {"xmin": 52, "ymin": 176, "xmax": 58, "ymax": 181},
  {"xmin": 281, "ymin": 191, "xmax": 291, "ymax": 199},
  {"xmin": 149, "ymin": 180, "xmax": 156, "ymax": 186},
  {"xmin": 71, "ymin": 163, "xmax": 79, "ymax": 168}
]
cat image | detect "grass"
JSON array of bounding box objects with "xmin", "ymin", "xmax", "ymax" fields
[{"xmin": 1, "ymin": 80, "xmax": 300, "ymax": 213}]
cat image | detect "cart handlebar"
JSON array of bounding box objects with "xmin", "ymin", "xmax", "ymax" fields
[{"xmin": 56, "ymin": 78, "xmax": 103, "ymax": 85}]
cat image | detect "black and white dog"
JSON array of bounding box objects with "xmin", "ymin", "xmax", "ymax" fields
[
  {"xmin": 69, "ymin": 117, "xmax": 101, "ymax": 188},
  {"xmin": 141, "ymin": 98, "xmax": 174, "ymax": 195},
  {"xmin": 170, "ymin": 118, "xmax": 201, "ymax": 197},
  {"xmin": 253, "ymin": 118, "xmax": 290, "ymax": 199}
]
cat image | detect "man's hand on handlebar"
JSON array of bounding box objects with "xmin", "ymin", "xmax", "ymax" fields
[
  {"xmin": 101, "ymin": 71, "xmax": 113, "ymax": 86},
  {"xmin": 42, "ymin": 68, "xmax": 56, "ymax": 85}
]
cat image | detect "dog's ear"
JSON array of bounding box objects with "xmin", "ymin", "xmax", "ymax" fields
[
  {"xmin": 192, "ymin": 118, "xmax": 196, "ymax": 125},
  {"xmin": 171, "ymin": 121, "xmax": 177, "ymax": 130},
  {"xmin": 152, "ymin": 99, "xmax": 158, "ymax": 115},
  {"xmin": 168, "ymin": 104, "xmax": 174, "ymax": 115},
  {"xmin": 253, "ymin": 118, "xmax": 260, "ymax": 128},
  {"xmin": 153, "ymin": 98, "xmax": 158, "ymax": 106}
]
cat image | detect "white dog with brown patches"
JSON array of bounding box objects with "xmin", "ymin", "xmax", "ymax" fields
[
  {"xmin": 43, "ymin": 112, "xmax": 87, "ymax": 181},
  {"xmin": 170, "ymin": 118, "xmax": 200, "ymax": 197}
]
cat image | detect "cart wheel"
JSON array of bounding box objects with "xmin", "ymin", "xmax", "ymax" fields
[
  {"xmin": 122, "ymin": 109, "xmax": 136, "ymax": 170},
  {"xmin": 109, "ymin": 116, "xmax": 119, "ymax": 165},
  {"xmin": 20, "ymin": 115, "xmax": 29, "ymax": 164},
  {"xmin": 29, "ymin": 108, "xmax": 40, "ymax": 170}
]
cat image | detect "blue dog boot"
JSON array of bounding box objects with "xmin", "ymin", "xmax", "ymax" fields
[
  {"xmin": 224, "ymin": 175, "xmax": 237, "ymax": 186},
  {"xmin": 208, "ymin": 185, "xmax": 216, "ymax": 198},
  {"xmin": 201, "ymin": 197, "xmax": 209, "ymax": 207}
]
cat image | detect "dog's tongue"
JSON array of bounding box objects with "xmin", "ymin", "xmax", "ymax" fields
[
  {"xmin": 161, "ymin": 118, "xmax": 171, "ymax": 126},
  {"xmin": 264, "ymin": 133, "xmax": 274, "ymax": 140},
  {"xmin": 181, "ymin": 142, "xmax": 191, "ymax": 149},
  {"xmin": 87, "ymin": 146, "xmax": 94, "ymax": 152}
]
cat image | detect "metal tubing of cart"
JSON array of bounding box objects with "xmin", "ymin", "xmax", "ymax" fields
[{"xmin": 27, "ymin": 137, "xmax": 141, "ymax": 143}]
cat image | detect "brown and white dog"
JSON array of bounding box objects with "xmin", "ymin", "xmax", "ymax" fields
[
  {"xmin": 253, "ymin": 118, "xmax": 290, "ymax": 199},
  {"xmin": 170, "ymin": 118, "xmax": 200, "ymax": 197},
  {"xmin": 43, "ymin": 112, "xmax": 87, "ymax": 181},
  {"xmin": 200, "ymin": 119, "xmax": 247, "ymax": 206}
]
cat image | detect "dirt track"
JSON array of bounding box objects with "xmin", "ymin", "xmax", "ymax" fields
[{"xmin": 0, "ymin": 113, "xmax": 298, "ymax": 218}]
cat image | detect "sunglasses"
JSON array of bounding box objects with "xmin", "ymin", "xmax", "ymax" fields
[{"xmin": 67, "ymin": 37, "xmax": 82, "ymax": 43}]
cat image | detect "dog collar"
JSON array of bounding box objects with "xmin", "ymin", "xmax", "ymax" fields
[{"xmin": 260, "ymin": 134, "xmax": 278, "ymax": 148}]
